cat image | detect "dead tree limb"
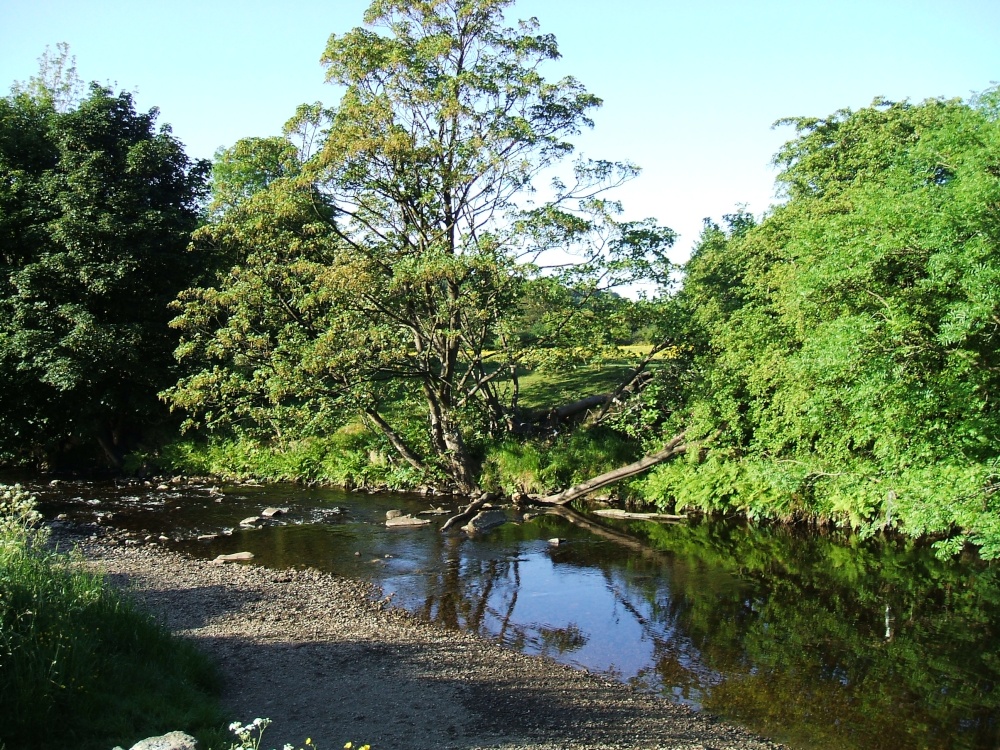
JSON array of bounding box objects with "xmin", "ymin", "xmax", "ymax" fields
[
  {"xmin": 510, "ymin": 394, "xmax": 611, "ymax": 434},
  {"xmin": 586, "ymin": 342, "xmax": 669, "ymax": 427},
  {"xmin": 440, "ymin": 493, "xmax": 498, "ymax": 532},
  {"xmin": 516, "ymin": 349, "xmax": 663, "ymax": 434},
  {"xmin": 535, "ymin": 431, "xmax": 687, "ymax": 507},
  {"xmin": 544, "ymin": 393, "xmax": 611, "ymax": 425},
  {"xmin": 362, "ymin": 408, "xmax": 427, "ymax": 473}
]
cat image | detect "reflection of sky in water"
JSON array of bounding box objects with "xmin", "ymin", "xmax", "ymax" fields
[
  {"xmin": 488, "ymin": 550, "xmax": 653, "ymax": 674},
  {"xmin": 380, "ymin": 536, "xmax": 722, "ymax": 707}
]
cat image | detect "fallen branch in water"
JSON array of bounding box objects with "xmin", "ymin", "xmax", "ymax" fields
[
  {"xmin": 535, "ymin": 432, "xmax": 687, "ymax": 507},
  {"xmin": 592, "ymin": 509, "xmax": 687, "ymax": 522},
  {"xmin": 440, "ymin": 493, "xmax": 498, "ymax": 532}
]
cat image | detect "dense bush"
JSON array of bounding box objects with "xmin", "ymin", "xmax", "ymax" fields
[{"xmin": 656, "ymin": 90, "xmax": 1000, "ymax": 556}]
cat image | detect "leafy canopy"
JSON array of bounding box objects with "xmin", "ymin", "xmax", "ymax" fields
[
  {"xmin": 0, "ymin": 75, "xmax": 210, "ymax": 467},
  {"xmin": 652, "ymin": 89, "xmax": 1000, "ymax": 556},
  {"xmin": 168, "ymin": 0, "xmax": 675, "ymax": 491}
]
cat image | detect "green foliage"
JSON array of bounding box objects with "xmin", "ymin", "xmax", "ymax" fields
[
  {"xmin": 155, "ymin": 424, "xmax": 437, "ymax": 490},
  {"xmin": 665, "ymin": 88, "xmax": 1000, "ymax": 557},
  {"xmin": 483, "ymin": 428, "xmax": 639, "ymax": 496},
  {"xmin": 0, "ymin": 73, "xmax": 210, "ymax": 469},
  {"xmin": 166, "ymin": 0, "xmax": 674, "ymax": 492},
  {"xmin": 0, "ymin": 485, "xmax": 222, "ymax": 749}
]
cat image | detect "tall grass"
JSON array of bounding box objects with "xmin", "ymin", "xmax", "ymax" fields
[
  {"xmin": 150, "ymin": 423, "xmax": 436, "ymax": 489},
  {"xmin": 0, "ymin": 485, "xmax": 223, "ymax": 750},
  {"xmin": 483, "ymin": 428, "xmax": 642, "ymax": 499}
]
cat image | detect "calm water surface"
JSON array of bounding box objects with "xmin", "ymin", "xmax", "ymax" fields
[{"xmin": 24, "ymin": 479, "xmax": 1000, "ymax": 750}]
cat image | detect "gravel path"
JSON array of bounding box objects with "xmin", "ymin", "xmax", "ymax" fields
[{"xmin": 74, "ymin": 535, "xmax": 785, "ymax": 750}]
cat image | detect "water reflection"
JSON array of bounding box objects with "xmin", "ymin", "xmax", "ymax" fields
[{"xmin": 23, "ymin": 479, "xmax": 1000, "ymax": 750}]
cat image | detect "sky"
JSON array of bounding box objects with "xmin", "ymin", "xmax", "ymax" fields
[{"xmin": 1, "ymin": 0, "xmax": 997, "ymax": 262}]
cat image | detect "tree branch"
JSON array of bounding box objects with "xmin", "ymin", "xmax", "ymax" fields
[
  {"xmin": 361, "ymin": 407, "xmax": 427, "ymax": 473},
  {"xmin": 535, "ymin": 432, "xmax": 687, "ymax": 506}
]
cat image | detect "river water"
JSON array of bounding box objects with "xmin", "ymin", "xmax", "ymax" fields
[{"xmin": 22, "ymin": 478, "xmax": 1000, "ymax": 750}]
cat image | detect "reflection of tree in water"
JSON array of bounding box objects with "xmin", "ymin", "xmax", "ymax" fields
[
  {"xmin": 422, "ymin": 549, "xmax": 594, "ymax": 661},
  {"xmin": 602, "ymin": 518, "xmax": 1000, "ymax": 750},
  {"xmin": 538, "ymin": 623, "xmax": 587, "ymax": 654},
  {"xmin": 409, "ymin": 510, "xmax": 1000, "ymax": 750},
  {"xmin": 416, "ymin": 516, "xmax": 721, "ymax": 703},
  {"xmin": 594, "ymin": 555, "xmax": 723, "ymax": 706},
  {"xmin": 416, "ymin": 530, "xmax": 599, "ymax": 659},
  {"xmin": 535, "ymin": 508, "xmax": 729, "ymax": 703},
  {"xmin": 417, "ymin": 534, "xmax": 522, "ymax": 638}
]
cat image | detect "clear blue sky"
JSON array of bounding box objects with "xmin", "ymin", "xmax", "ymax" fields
[{"xmin": 1, "ymin": 0, "xmax": 996, "ymax": 261}]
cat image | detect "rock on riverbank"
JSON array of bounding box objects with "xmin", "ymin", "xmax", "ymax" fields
[{"xmin": 73, "ymin": 536, "xmax": 784, "ymax": 750}]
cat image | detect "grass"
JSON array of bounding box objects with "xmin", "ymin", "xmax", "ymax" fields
[
  {"xmin": 514, "ymin": 362, "xmax": 637, "ymax": 410},
  {"xmin": 0, "ymin": 484, "xmax": 225, "ymax": 750},
  {"xmin": 143, "ymin": 347, "xmax": 668, "ymax": 497},
  {"xmin": 482, "ymin": 428, "xmax": 643, "ymax": 498},
  {"xmin": 498, "ymin": 346, "xmax": 673, "ymax": 411},
  {"xmin": 152, "ymin": 422, "xmax": 435, "ymax": 489}
]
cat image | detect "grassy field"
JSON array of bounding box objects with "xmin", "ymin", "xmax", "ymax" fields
[
  {"xmin": 148, "ymin": 345, "xmax": 672, "ymax": 492},
  {"xmin": 499, "ymin": 344, "xmax": 672, "ymax": 410}
]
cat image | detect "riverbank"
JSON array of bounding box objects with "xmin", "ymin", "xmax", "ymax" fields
[{"xmin": 71, "ymin": 532, "xmax": 784, "ymax": 750}]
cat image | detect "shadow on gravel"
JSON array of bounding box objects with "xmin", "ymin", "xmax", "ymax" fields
[
  {"xmin": 86, "ymin": 550, "xmax": 775, "ymax": 750},
  {"xmin": 183, "ymin": 633, "xmax": 750, "ymax": 750},
  {"xmin": 111, "ymin": 577, "xmax": 271, "ymax": 631}
]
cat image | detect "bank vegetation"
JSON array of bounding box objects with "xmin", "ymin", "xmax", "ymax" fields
[{"xmin": 2, "ymin": 2, "xmax": 999, "ymax": 558}]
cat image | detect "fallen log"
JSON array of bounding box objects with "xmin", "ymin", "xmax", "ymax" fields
[
  {"xmin": 592, "ymin": 509, "xmax": 687, "ymax": 522},
  {"xmin": 511, "ymin": 394, "xmax": 611, "ymax": 434},
  {"xmin": 545, "ymin": 394, "xmax": 611, "ymax": 424},
  {"xmin": 535, "ymin": 432, "xmax": 687, "ymax": 507}
]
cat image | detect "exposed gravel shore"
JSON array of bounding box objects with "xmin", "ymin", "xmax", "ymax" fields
[{"xmin": 72, "ymin": 533, "xmax": 785, "ymax": 750}]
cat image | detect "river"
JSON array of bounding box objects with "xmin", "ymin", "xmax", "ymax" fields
[{"xmin": 22, "ymin": 478, "xmax": 1000, "ymax": 750}]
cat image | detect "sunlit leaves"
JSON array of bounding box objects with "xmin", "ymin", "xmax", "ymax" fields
[
  {"xmin": 668, "ymin": 88, "xmax": 1000, "ymax": 556},
  {"xmin": 168, "ymin": 0, "xmax": 674, "ymax": 491}
]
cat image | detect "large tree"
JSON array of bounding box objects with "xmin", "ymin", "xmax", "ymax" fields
[
  {"xmin": 652, "ymin": 90, "xmax": 1000, "ymax": 556},
  {"xmin": 0, "ymin": 79, "xmax": 210, "ymax": 468},
  {"xmin": 168, "ymin": 0, "xmax": 674, "ymax": 492}
]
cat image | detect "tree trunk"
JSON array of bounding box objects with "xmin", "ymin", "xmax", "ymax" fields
[
  {"xmin": 423, "ymin": 381, "xmax": 479, "ymax": 494},
  {"xmin": 535, "ymin": 432, "xmax": 687, "ymax": 506},
  {"xmin": 362, "ymin": 408, "xmax": 427, "ymax": 473},
  {"xmin": 509, "ymin": 394, "xmax": 610, "ymax": 434},
  {"xmin": 442, "ymin": 423, "xmax": 478, "ymax": 494},
  {"xmin": 544, "ymin": 394, "xmax": 610, "ymax": 426},
  {"xmin": 95, "ymin": 423, "xmax": 125, "ymax": 471}
]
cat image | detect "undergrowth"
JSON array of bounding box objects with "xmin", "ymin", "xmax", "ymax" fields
[
  {"xmin": 481, "ymin": 428, "xmax": 642, "ymax": 499},
  {"xmin": 0, "ymin": 484, "xmax": 224, "ymax": 750},
  {"xmin": 134, "ymin": 422, "xmax": 437, "ymax": 490}
]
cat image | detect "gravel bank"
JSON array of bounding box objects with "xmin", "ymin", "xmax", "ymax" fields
[{"xmin": 73, "ymin": 534, "xmax": 785, "ymax": 750}]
